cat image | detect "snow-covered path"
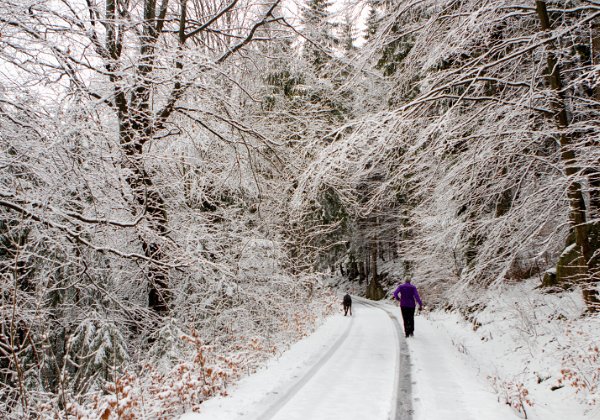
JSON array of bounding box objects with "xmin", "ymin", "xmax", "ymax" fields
[
  {"xmin": 182, "ymin": 299, "xmax": 521, "ymax": 420},
  {"xmin": 256, "ymin": 301, "xmax": 402, "ymax": 420},
  {"xmin": 408, "ymin": 314, "xmax": 518, "ymax": 420}
]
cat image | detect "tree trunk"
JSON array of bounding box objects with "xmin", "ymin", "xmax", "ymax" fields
[
  {"xmin": 358, "ymin": 261, "xmax": 365, "ymax": 284},
  {"xmin": 371, "ymin": 243, "xmax": 378, "ymax": 285},
  {"xmin": 535, "ymin": 0, "xmax": 599, "ymax": 311},
  {"xmin": 588, "ymin": 19, "xmax": 600, "ymax": 218},
  {"xmin": 366, "ymin": 241, "xmax": 385, "ymax": 300},
  {"xmin": 364, "ymin": 249, "xmax": 370, "ymax": 282},
  {"xmin": 593, "ymin": 18, "xmax": 600, "ymax": 101},
  {"xmin": 106, "ymin": 0, "xmax": 176, "ymax": 317},
  {"xmin": 121, "ymin": 129, "xmax": 171, "ymax": 315}
]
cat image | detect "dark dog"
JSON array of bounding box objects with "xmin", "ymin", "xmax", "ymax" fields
[{"xmin": 342, "ymin": 293, "xmax": 352, "ymax": 316}]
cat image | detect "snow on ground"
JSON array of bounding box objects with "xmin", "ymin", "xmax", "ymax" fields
[
  {"xmin": 183, "ymin": 302, "xmax": 398, "ymax": 420},
  {"xmin": 179, "ymin": 280, "xmax": 599, "ymax": 420},
  {"xmin": 406, "ymin": 312, "xmax": 517, "ymax": 420},
  {"xmin": 351, "ymin": 299, "xmax": 521, "ymax": 420},
  {"xmin": 182, "ymin": 293, "xmax": 595, "ymax": 420},
  {"xmin": 425, "ymin": 279, "xmax": 600, "ymax": 419}
]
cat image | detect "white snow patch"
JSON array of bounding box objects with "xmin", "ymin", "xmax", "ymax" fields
[
  {"xmin": 182, "ymin": 304, "xmax": 397, "ymax": 420},
  {"xmin": 416, "ymin": 279, "xmax": 599, "ymax": 419},
  {"xmin": 180, "ymin": 283, "xmax": 598, "ymax": 420}
]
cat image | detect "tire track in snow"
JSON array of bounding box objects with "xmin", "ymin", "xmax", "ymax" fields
[
  {"xmin": 256, "ymin": 310, "xmax": 355, "ymax": 420},
  {"xmin": 386, "ymin": 306, "xmax": 414, "ymax": 420},
  {"xmin": 356, "ymin": 298, "xmax": 413, "ymax": 420}
]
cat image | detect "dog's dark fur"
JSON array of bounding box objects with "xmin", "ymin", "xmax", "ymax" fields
[{"xmin": 343, "ymin": 294, "xmax": 352, "ymax": 316}]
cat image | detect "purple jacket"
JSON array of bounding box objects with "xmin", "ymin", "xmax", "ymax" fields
[{"xmin": 393, "ymin": 283, "xmax": 423, "ymax": 308}]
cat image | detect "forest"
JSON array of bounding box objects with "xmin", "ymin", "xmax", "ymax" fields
[{"xmin": 0, "ymin": 0, "xmax": 598, "ymax": 417}]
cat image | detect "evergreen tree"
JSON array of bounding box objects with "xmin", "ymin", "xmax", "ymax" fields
[
  {"xmin": 364, "ymin": 1, "xmax": 380, "ymax": 42},
  {"xmin": 340, "ymin": 13, "xmax": 357, "ymax": 54},
  {"xmin": 301, "ymin": 0, "xmax": 338, "ymax": 73}
]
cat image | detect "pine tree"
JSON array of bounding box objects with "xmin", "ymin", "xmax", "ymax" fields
[
  {"xmin": 340, "ymin": 13, "xmax": 357, "ymax": 54},
  {"xmin": 301, "ymin": 0, "xmax": 338, "ymax": 73},
  {"xmin": 364, "ymin": 1, "xmax": 380, "ymax": 42}
]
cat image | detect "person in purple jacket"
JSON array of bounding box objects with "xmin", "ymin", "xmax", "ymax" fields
[{"xmin": 393, "ymin": 279, "xmax": 423, "ymax": 338}]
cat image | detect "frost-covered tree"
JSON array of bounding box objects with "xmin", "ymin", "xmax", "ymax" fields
[
  {"xmin": 364, "ymin": 1, "xmax": 381, "ymax": 42},
  {"xmin": 295, "ymin": 0, "xmax": 600, "ymax": 310},
  {"xmin": 301, "ymin": 0, "xmax": 339, "ymax": 72},
  {"xmin": 0, "ymin": 0, "xmax": 336, "ymax": 416},
  {"xmin": 340, "ymin": 13, "xmax": 358, "ymax": 53}
]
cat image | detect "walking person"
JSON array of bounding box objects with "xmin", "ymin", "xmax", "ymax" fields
[
  {"xmin": 342, "ymin": 292, "xmax": 352, "ymax": 316},
  {"xmin": 393, "ymin": 279, "xmax": 423, "ymax": 337}
]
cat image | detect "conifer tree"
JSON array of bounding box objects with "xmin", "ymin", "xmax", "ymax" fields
[
  {"xmin": 301, "ymin": 0, "xmax": 338, "ymax": 73},
  {"xmin": 364, "ymin": 1, "xmax": 380, "ymax": 42},
  {"xmin": 340, "ymin": 13, "xmax": 357, "ymax": 54}
]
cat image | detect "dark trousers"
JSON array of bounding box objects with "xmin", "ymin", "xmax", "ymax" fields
[
  {"xmin": 343, "ymin": 304, "xmax": 352, "ymax": 316},
  {"xmin": 400, "ymin": 306, "xmax": 416, "ymax": 337}
]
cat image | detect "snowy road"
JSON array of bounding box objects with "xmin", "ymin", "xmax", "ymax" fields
[
  {"xmin": 257, "ymin": 299, "xmax": 411, "ymax": 420},
  {"xmin": 185, "ymin": 299, "xmax": 411, "ymax": 420},
  {"xmin": 183, "ymin": 299, "xmax": 521, "ymax": 420}
]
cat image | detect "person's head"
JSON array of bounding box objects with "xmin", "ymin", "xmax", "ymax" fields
[{"xmin": 404, "ymin": 278, "xmax": 412, "ymax": 284}]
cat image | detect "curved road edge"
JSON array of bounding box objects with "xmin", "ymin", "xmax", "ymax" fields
[{"xmin": 354, "ymin": 297, "xmax": 414, "ymax": 420}]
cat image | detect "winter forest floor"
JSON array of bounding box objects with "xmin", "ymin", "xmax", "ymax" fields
[{"xmin": 182, "ymin": 280, "xmax": 599, "ymax": 420}]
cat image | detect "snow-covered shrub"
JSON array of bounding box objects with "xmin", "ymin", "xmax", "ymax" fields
[
  {"xmin": 488, "ymin": 375, "xmax": 534, "ymax": 419},
  {"xmin": 57, "ymin": 287, "xmax": 335, "ymax": 419},
  {"xmin": 69, "ymin": 317, "xmax": 130, "ymax": 389},
  {"xmin": 558, "ymin": 322, "xmax": 600, "ymax": 406}
]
